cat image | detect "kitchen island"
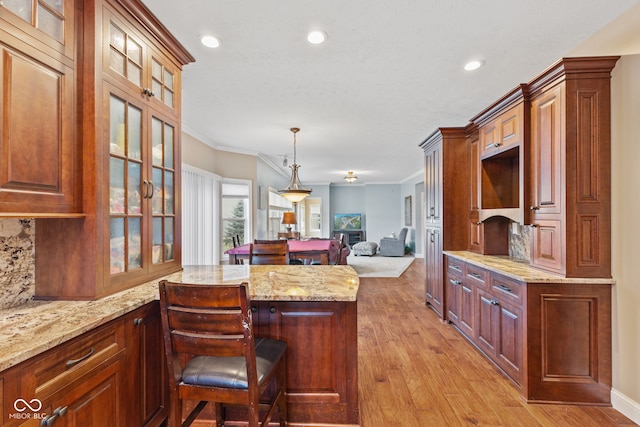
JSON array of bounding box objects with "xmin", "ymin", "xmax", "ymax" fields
[{"xmin": 0, "ymin": 265, "xmax": 360, "ymax": 427}]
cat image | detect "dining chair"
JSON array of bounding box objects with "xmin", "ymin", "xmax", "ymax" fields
[
  {"xmin": 159, "ymin": 280, "xmax": 287, "ymax": 427},
  {"xmin": 249, "ymin": 242, "xmax": 289, "ymax": 265},
  {"xmin": 311, "ymin": 233, "xmax": 346, "ymax": 265}
]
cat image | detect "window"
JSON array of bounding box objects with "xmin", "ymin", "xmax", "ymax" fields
[
  {"xmin": 222, "ymin": 180, "xmax": 251, "ymax": 253},
  {"xmin": 267, "ymin": 189, "xmax": 293, "ymax": 239}
]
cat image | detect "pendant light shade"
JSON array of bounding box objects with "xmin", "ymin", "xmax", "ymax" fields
[{"xmin": 279, "ymin": 128, "xmax": 312, "ymax": 203}]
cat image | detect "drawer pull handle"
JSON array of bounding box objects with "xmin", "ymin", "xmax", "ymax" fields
[
  {"xmin": 66, "ymin": 347, "xmax": 94, "ymax": 368},
  {"xmin": 449, "ymin": 279, "xmax": 461, "ymax": 285},
  {"xmin": 469, "ymin": 272, "xmax": 481, "ymax": 279},
  {"xmin": 41, "ymin": 406, "xmax": 67, "ymax": 426},
  {"xmin": 485, "ymin": 142, "xmax": 501, "ymax": 149},
  {"xmin": 450, "ymin": 264, "xmax": 461, "ymax": 272},
  {"xmin": 498, "ymin": 284, "xmax": 512, "ymax": 293},
  {"xmin": 490, "ymin": 299, "xmax": 499, "ymax": 306}
]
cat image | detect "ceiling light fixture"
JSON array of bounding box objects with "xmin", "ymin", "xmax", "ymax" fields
[
  {"xmin": 464, "ymin": 60, "xmax": 484, "ymax": 71},
  {"xmin": 344, "ymin": 171, "xmax": 358, "ymax": 183},
  {"xmin": 307, "ymin": 30, "xmax": 327, "ymax": 45},
  {"xmin": 279, "ymin": 128, "xmax": 312, "ymax": 203},
  {"xmin": 201, "ymin": 35, "xmax": 220, "ymax": 48}
]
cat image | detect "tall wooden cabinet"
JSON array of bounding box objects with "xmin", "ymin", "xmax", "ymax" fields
[
  {"xmin": 528, "ymin": 57, "xmax": 617, "ymax": 278},
  {"xmin": 35, "ymin": 0, "xmax": 194, "ymax": 299},
  {"xmin": 420, "ymin": 128, "xmax": 470, "ymax": 318},
  {"xmin": 0, "ymin": 0, "xmax": 81, "ymax": 214}
]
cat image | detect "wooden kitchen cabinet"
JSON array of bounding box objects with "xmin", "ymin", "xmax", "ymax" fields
[
  {"xmin": 528, "ymin": 57, "xmax": 617, "ymax": 278},
  {"xmin": 0, "ymin": 0, "xmax": 80, "ymax": 214},
  {"xmin": 420, "ymin": 128, "xmax": 470, "ymax": 318},
  {"xmin": 122, "ymin": 302, "xmax": 168, "ymax": 427},
  {"xmin": 35, "ymin": 0, "xmax": 194, "ymax": 299},
  {"xmin": 253, "ymin": 300, "xmax": 360, "ymax": 426},
  {"xmin": 1, "ymin": 318, "xmax": 126, "ymax": 427},
  {"xmin": 425, "ymin": 226, "xmax": 443, "ymax": 315}
]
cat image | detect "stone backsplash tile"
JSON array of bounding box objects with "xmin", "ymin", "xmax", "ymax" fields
[
  {"xmin": 509, "ymin": 223, "xmax": 530, "ymax": 262},
  {"xmin": 0, "ymin": 218, "xmax": 35, "ymax": 310}
]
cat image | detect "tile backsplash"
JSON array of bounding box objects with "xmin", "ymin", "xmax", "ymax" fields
[
  {"xmin": 509, "ymin": 222, "xmax": 530, "ymax": 262},
  {"xmin": 0, "ymin": 218, "xmax": 35, "ymax": 309}
]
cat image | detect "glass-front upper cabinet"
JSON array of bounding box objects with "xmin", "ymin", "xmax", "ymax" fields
[
  {"xmin": 0, "ymin": 0, "xmax": 74, "ymax": 58},
  {"xmin": 105, "ymin": 11, "xmax": 179, "ymax": 113},
  {"xmin": 108, "ymin": 91, "xmax": 178, "ymax": 278}
]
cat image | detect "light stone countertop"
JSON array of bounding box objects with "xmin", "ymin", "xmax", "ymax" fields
[
  {"xmin": 0, "ymin": 265, "xmax": 360, "ymax": 373},
  {"xmin": 444, "ymin": 251, "xmax": 615, "ymax": 284}
]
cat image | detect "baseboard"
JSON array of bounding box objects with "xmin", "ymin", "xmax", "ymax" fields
[{"xmin": 612, "ymin": 388, "xmax": 640, "ymax": 424}]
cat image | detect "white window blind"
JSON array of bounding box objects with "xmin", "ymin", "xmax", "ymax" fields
[{"xmin": 182, "ymin": 165, "xmax": 220, "ymax": 265}]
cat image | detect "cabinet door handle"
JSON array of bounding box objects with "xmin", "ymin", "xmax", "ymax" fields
[
  {"xmin": 497, "ymin": 284, "xmax": 512, "ymax": 293},
  {"xmin": 529, "ymin": 224, "xmax": 538, "ymax": 228},
  {"xmin": 449, "ymin": 279, "xmax": 461, "ymax": 285},
  {"xmin": 485, "ymin": 142, "xmax": 501, "ymax": 150},
  {"xmin": 269, "ymin": 306, "xmax": 276, "ymax": 313},
  {"xmin": 490, "ymin": 299, "xmax": 499, "ymax": 306},
  {"xmin": 530, "ymin": 205, "xmax": 540, "ymax": 211},
  {"xmin": 429, "ymin": 207, "xmax": 435, "ymax": 217},
  {"xmin": 430, "ymin": 232, "xmax": 434, "ymax": 243},
  {"xmin": 251, "ymin": 306, "xmax": 257, "ymax": 313},
  {"xmin": 133, "ymin": 317, "xmax": 143, "ymax": 326},
  {"xmin": 148, "ymin": 182, "xmax": 155, "ymax": 198},
  {"xmin": 66, "ymin": 347, "xmax": 94, "ymax": 368},
  {"xmin": 41, "ymin": 406, "xmax": 68, "ymax": 426}
]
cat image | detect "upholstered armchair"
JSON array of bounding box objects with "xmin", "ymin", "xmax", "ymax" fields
[{"xmin": 379, "ymin": 228, "xmax": 408, "ymax": 257}]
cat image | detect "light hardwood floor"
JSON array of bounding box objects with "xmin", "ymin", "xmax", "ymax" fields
[{"xmin": 357, "ymin": 259, "xmax": 636, "ymax": 427}]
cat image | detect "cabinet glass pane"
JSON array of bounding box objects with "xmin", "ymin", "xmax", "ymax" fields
[
  {"xmin": 152, "ymin": 59, "xmax": 162, "ymax": 80},
  {"xmin": 127, "ymin": 61, "xmax": 142, "ymax": 86},
  {"xmin": 164, "ymin": 90, "xmax": 174, "ymax": 108},
  {"xmin": 109, "ymin": 97, "xmax": 126, "ymax": 155},
  {"xmin": 164, "ymin": 69, "xmax": 174, "ymax": 90},
  {"xmin": 164, "ymin": 171, "xmax": 173, "ymax": 214},
  {"xmin": 42, "ymin": 0, "xmax": 63, "ymax": 13},
  {"xmin": 151, "ymin": 118, "xmax": 163, "ymax": 165},
  {"xmin": 110, "ymin": 218, "xmax": 125, "ymax": 274},
  {"xmin": 3, "ymin": 0, "xmax": 32, "ymax": 22},
  {"xmin": 109, "ymin": 49, "xmax": 125, "ymax": 75},
  {"xmin": 165, "ymin": 218, "xmax": 174, "ymax": 261},
  {"xmin": 37, "ymin": 6, "xmax": 63, "ymax": 42},
  {"xmin": 109, "ymin": 23, "xmax": 125, "ymax": 53},
  {"xmin": 164, "ymin": 123, "xmax": 174, "ymax": 168},
  {"xmin": 128, "ymin": 218, "xmax": 141, "ymax": 270},
  {"xmin": 110, "ymin": 158, "xmax": 125, "ymax": 214},
  {"xmin": 152, "ymin": 217, "xmax": 162, "ymax": 264},
  {"xmin": 152, "ymin": 79, "xmax": 162, "ymax": 101},
  {"xmin": 127, "ymin": 105, "xmax": 141, "ymax": 160},
  {"xmin": 127, "ymin": 38, "xmax": 142, "ymax": 64},
  {"xmin": 128, "ymin": 162, "xmax": 141, "ymax": 214},
  {"xmin": 152, "ymin": 167, "xmax": 163, "ymax": 214}
]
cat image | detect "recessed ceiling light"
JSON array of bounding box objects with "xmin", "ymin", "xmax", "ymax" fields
[
  {"xmin": 201, "ymin": 35, "xmax": 220, "ymax": 48},
  {"xmin": 307, "ymin": 30, "xmax": 327, "ymax": 45},
  {"xmin": 464, "ymin": 60, "xmax": 484, "ymax": 71}
]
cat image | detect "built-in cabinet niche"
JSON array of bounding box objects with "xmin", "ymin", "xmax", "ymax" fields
[{"xmin": 470, "ymin": 86, "xmax": 527, "ymax": 255}]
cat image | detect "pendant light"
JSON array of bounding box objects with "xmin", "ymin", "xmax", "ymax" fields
[{"xmin": 279, "ymin": 127, "xmax": 312, "ymax": 203}]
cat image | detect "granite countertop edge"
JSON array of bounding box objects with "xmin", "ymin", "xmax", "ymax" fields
[
  {"xmin": 0, "ymin": 265, "xmax": 360, "ymax": 372},
  {"xmin": 444, "ymin": 251, "xmax": 615, "ymax": 285}
]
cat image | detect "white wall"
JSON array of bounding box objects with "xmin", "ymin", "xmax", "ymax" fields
[{"xmin": 610, "ymin": 54, "xmax": 640, "ymax": 422}]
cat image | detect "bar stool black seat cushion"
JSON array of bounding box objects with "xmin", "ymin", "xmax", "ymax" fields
[{"xmin": 181, "ymin": 337, "xmax": 287, "ymax": 389}]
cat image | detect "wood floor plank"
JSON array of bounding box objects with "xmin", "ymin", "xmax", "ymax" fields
[{"xmin": 357, "ymin": 259, "xmax": 637, "ymax": 427}]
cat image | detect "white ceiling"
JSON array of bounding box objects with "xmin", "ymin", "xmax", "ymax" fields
[{"xmin": 141, "ymin": 0, "xmax": 640, "ymax": 185}]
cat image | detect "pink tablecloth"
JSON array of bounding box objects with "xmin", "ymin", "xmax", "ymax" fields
[{"xmin": 225, "ymin": 239, "xmax": 350, "ymax": 264}]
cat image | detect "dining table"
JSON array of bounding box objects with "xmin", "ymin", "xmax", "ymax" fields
[{"xmin": 225, "ymin": 238, "xmax": 349, "ymax": 265}]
